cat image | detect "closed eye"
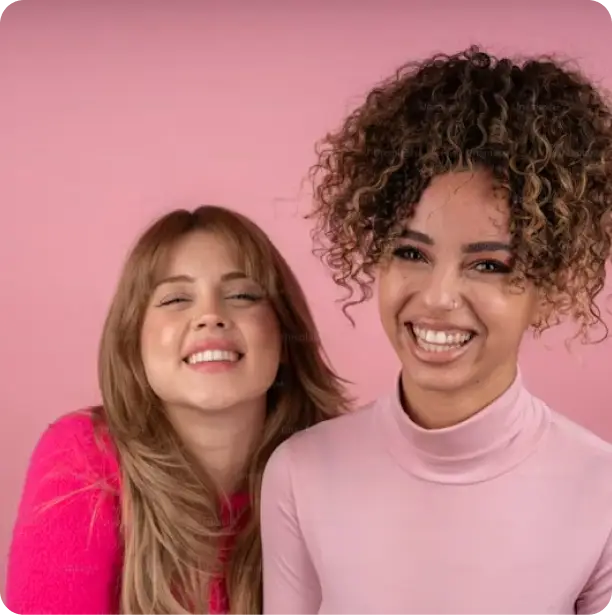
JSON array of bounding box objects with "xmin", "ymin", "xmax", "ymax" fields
[
  {"xmin": 158, "ymin": 296, "xmax": 190, "ymax": 307},
  {"xmin": 392, "ymin": 245, "xmax": 427, "ymax": 262},
  {"xmin": 228, "ymin": 292, "xmax": 262, "ymax": 302}
]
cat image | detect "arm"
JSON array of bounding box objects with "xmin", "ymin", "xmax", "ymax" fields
[
  {"xmin": 260, "ymin": 441, "xmax": 322, "ymax": 614},
  {"xmin": 576, "ymin": 527, "xmax": 612, "ymax": 614},
  {"xmin": 4, "ymin": 414, "xmax": 121, "ymax": 614}
]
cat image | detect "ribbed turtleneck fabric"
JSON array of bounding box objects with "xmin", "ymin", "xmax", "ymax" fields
[{"xmin": 261, "ymin": 372, "xmax": 612, "ymax": 614}]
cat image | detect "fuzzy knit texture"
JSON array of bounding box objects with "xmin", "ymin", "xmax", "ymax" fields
[
  {"xmin": 5, "ymin": 411, "xmax": 248, "ymax": 614},
  {"xmin": 261, "ymin": 372, "xmax": 612, "ymax": 614}
]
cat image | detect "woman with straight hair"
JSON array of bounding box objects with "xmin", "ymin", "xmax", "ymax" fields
[{"xmin": 6, "ymin": 205, "xmax": 350, "ymax": 614}]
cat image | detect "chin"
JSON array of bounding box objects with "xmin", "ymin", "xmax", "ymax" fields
[
  {"xmin": 187, "ymin": 384, "xmax": 271, "ymax": 414},
  {"xmin": 402, "ymin": 357, "xmax": 477, "ymax": 391}
]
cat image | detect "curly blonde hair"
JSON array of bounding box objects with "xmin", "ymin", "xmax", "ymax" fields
[
  {"xmin": 308, "ymin": 45, "xmax": 612, "ymax": 340},
  {"xmin": 96, "ymin": 205, "xmax": 350, "ymax": 613}
]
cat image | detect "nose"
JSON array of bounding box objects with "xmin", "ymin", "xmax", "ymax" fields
[
  {"xmin": 192, "ymin": 298, "xmax": 229, "ymax": 330},
  {"xmin": 194, "ymin": 313, "xmax": 227, "ymax": 329},
  {"xmin": 420, "ymin": 264, "xmax": 463, "ymax": 311}
]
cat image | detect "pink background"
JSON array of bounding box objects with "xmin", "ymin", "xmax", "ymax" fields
[{"xmin": 0, "ymin": 0, "xmax": 611, "ymax": 596}]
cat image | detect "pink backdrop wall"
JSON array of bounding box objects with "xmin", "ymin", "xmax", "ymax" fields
[{"xmin": 1, "ymin": 0, "xmax": 611, "ymax": 596}]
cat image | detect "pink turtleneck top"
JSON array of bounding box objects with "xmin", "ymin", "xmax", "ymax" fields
[{"xmin": 260, "ymin": 373, "xmax": 612, "ymax": 614}]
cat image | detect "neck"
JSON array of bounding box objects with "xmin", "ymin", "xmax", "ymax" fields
[
  {"xmin": 167, "ymin": 398, "xmax": 266, "ymax": 493},
  {"xmin": 400, "ymin": 364, "xmax": 518, "ymax": 429},
  {"xmin": 382, "ymin": 366, "xmax": 550, "ymax": 484}
]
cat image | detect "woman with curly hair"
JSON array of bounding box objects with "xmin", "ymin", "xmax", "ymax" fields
[
  {"xmin": 6, "ymin": 205, "xmax": 349, "ymax": 614},
  {"xmin": 260, "ymin": 47, "xmax": 612, "ymax": 614}
]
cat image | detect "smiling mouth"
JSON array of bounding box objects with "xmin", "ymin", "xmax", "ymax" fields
[
  {"xmin": 184, "ymin": 350, "xmax": 244, "ymax": 365},
  {"xmin": 407, "ymin": 323, "xmax": 476, "ymax": 353}
]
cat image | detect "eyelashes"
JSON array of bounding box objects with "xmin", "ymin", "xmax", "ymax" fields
[
  {"xmin": 393, "ymin": 246, "xmax": 424, "ymax": 262},
  {"xmin": 228, "ymin": 292, "xmax": 263, "ymax": 302},
  {"xmin": 473, "ymin": 261, "xmax": 512, "ymax": 274},
  {"xmin": 158, "ymin": 297, "xmax": 187, "ymax": 306},
  {"xmin": 157, "ymin": 292, "xmax": 263, "ymax": 308},
  {"xmin": 392, "ymin": 245, "xmax": 511, "ymax": 274}
]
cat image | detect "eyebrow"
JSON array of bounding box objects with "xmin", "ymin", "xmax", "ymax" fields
[
  {"xmin": 399, "ymin": 229, "xmax": 512, "ymax": 253},
  {"xmin": 154, "ymin": 271, "xmax": 248, "ymax": 289}
]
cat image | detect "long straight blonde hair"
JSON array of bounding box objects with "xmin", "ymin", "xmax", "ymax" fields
[{"xmin": 95, "ymin": 205, "xmax": 350, "ymax": 613}]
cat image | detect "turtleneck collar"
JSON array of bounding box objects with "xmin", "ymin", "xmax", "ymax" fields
[{"xmin": 379, "ymin": 369, "xmax": 550, "ymax": 484}]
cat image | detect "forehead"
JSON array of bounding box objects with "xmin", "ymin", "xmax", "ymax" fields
[
  {"xmin": 409, "ymin": 170, "xmax": 510, "ymax": 241},
  {"xmin": 157, "ymin": 230, "xmax": 244, "ymax": 278}
]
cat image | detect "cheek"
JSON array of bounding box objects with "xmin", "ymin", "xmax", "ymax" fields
[
  {"xmin": 242, "ymin": 308, "xmax": 282, "ymax": 361},
  {"xmin": 377, "ymin": 268, "xmax": 410, "ymax": 320},
  {"xmin": 475, "ymin": 286, "xmax": 538, "ymax": 334},
  {"xmin": 140, "ymin": 314, "xmax": 181, "ymax": 361}
]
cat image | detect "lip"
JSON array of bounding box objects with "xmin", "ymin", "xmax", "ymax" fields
[{"xmin": 182, "ymin": 339, "xmax": 244, "ymax": 362}]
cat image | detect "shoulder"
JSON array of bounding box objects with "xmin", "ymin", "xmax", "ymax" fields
[
  {"xmin": 11, "ymin": 409, "xmax": 121, "ymax": 550},
  {"xmin": 33, "ymin": 408, "xmax": 118, "ymax": 475},
  {"xmin": 263, "ymin": 399, "xmax": 380, "ymax": 483},
  {"xmin": 542, "ymin": 402, "xmax": 612, "ymax": 482},
  {"xmin": 25, "ymin": 408, "xmax": 120, "ymax": 498},
  {"xmin": 547, "ymin": 405, "xmax": 612, "ymax": 458},
  {"xmin": 286, "ymin": 399, "xmax": 377, "ymax": 453},
  {"xmin": 7, "ymin": 411, "xmax": 123, "ymax": 614},
  {"xmin": 543, "ymin": 406, "xmax": 612, "ymax": 594},
  {"xmin": 41, "ymin": 408, "xmax": 105, "ymax": 443}
]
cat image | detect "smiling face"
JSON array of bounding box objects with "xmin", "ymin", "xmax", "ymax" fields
[
  {"xmin": 378, "ymin": 169, "xmax": 540, "ymax": 403},
  {"xmin": 140, "ymin": 230, "xmax": 282, "ymax": 415}
]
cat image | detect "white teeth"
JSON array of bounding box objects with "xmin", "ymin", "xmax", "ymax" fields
[
  {"xmin": 411, "ymin": 325, "xmax": 473, "ymax": 351},
  {"xmin": 186, "ymin": 350, "xmax": 240, "ymax": 364}
]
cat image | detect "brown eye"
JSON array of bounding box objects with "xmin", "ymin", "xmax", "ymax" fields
[
  {"xmin": 392, "ymin": 246, "xmax": 426, "ymax": 262},
  {"xmin": 473, "ymin": 260, "xmax": 511, "ymax": 274}
]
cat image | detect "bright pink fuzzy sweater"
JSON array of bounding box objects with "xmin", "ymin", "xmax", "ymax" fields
[
  {"xmin": 5, "ymin": 411, "xmax": 248, "ymax": 614},
  {"xmin": 261, "ymin": 372, "xmax": 612, "ymax": 614}
]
